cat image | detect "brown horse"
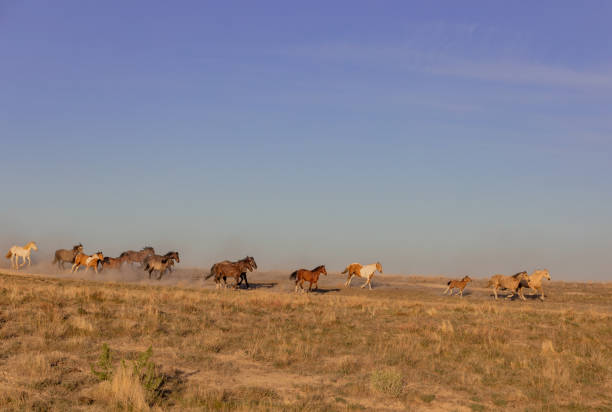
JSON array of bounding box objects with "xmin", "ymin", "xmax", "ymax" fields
[
  {"xmin": 290, "ymin": 265, "xmax": 327, "ymax": 293},
  {"xmin": 72, "ymin": 252, "xmax": 104, "ymax": 274},
  {"xmin": 205, "ymin": 256, "xmax": 257, "ymax": 289},
  {"xmin": 487, "ymin": 271, "xmax": 529, "ymax": 300},
  {"xmin": 119, "ymin": 247, "xmax": 155, "ymax": 267},
  {"xmin": 143, "ymin": 251, "xmax": 180, "ymax": 280},
  {"xmin": 443, "ymin": 275, "xmax": 472, "ymax": 297},
  {"xmin": 53, "ymin": 243, "xmax": 83, "ymax": 270},
  {"xmin": 100, "ymin": 255, "xmax": 127, "ymax": 271}
]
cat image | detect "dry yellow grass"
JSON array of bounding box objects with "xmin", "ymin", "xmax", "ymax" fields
[{"xmin": 0, "ymin": 270, "xmax": 610, "ymax": 411}]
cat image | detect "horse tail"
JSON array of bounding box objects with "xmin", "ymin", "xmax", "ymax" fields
[
  {"xmin": 341, "ymin": 266, "xmax": 349, "ymax": 274},
  {"xmin": 447, "ymin": 280, "xmax": 452, "ymax": 286},
  {"xmin": 5, "ymin": 251, "xmax": 12, "ymax": 259},
  {"xmin": 289, "ymin": 271, "xmax": 297, "ymax": 280},
  {"xmin": 205, "ymin": 264, "xmax": 216, "ymax": 280},
  {"xmin": 486, "ymin": 279, "xmax": 494, "ymax": 287},
  {"xmin": 52, "ymin": 255, "xmax": 58, "ymax": 264}
]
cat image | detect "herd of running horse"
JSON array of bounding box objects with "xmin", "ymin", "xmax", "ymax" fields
[{"xmin": 4, "ymin": 241, "xmax": 551, "ymax": 300}]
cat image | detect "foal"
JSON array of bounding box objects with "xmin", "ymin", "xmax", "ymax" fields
[
  {"xmin": 289, "ymin": 265, "xmax": 327, "ymax": 293},
  {"xmin": 443, "ymin": 275, "xmax": 472, "ymax": 297}
]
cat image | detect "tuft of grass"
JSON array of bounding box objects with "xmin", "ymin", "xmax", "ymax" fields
[
  {"xmin": 91, "ymin": 343, "xmax": 113, "ymax": 381},
  {"xmin": 370, "ymin": 369, "xmax": 404, "ymax": 398}
]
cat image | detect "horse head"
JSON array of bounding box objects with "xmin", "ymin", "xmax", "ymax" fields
[
  {"xmin": 320, "ymin": 265, "xmax": 327, "ymax": 276},
  {"xmin": 166, "ymin": 251, "xmax": 179, "ymax": 263},
  {"xmin": 376, "ymin": 262, "xmax": 383, "ymax": 273},
  {"xmin": 247, "ymin": 256, "xmax": 257, "ymax": 270},
  {"xmin": 463, "ymin": 275, "xmax": 473, "ymax": 283}
]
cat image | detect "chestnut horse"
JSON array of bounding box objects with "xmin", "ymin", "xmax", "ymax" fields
[
  {"xmin": 72, "ymin": 252, "xmax": 104, "ymax": 274},
  {"xmin": 443, "ymin": 275, "xmax": 472, "ymax": 297},
  {"xmin": 289, "ymin": 265, "xmax": 327, "ymax": 293},
  {"xmin": 342, "ymin": 262, "xmax": 383, "ymax": 290}
]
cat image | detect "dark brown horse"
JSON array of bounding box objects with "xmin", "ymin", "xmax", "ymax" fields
[
  {"xmin": 205, "ymin": 256, "xmax": 257, "ymax": 289},
  {"xmin": 100, "ymin": 255, "xmax": 128, "ymax": 271},
  {"xmin": 52, "ymin": 243, "xmax": 83, "ymax": 269},
  {"xmin": 119, "ymin": 247, "xmax": 155, "ymax": 267},
  {"xmin": 143, "ymin": 251, "xmax": 180, "ymax": 280},
  {"xmin": 290, "ymin": 265, "xmax": 327, "ymax": 292}
]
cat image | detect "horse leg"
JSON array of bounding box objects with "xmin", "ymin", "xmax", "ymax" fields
[
  {"xmin": 362, "ymin": 275, "xmax": 372, "ymax": 290},
  {"xmin": 459, "ymin": 288, "xmax": 464, "ymax": 297},
  {"xmin": 345, "ymin": 274, "xmax": 353, "ymax": 288},
  {"xmin": 243, "ymin": 273, "xmax": 249, "ymax": 289},
  {"xmin": 443, "ymin": 285, "xmax": 450, "ymax": 295},
  {"xmin": 493, "ymin": 287, "xmax": 498, "ymax": 300}
]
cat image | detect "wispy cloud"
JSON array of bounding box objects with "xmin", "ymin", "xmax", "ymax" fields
[{"xmin": 286, "ymin": 42, "xmax": 612, "ymax": 90}]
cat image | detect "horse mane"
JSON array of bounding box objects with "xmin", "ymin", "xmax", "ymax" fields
[
  {"xmin": 313, "ymin": 265, "xmax": 325, "ymax": 271},
  {"xmin": 512, "ymin": 271, "xmax": 527, "ymax": 278}
]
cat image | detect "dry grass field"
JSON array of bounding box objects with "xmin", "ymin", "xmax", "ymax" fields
[{"xmin": 0, "ymin": 268, "xmax": 610, "ymax": 411}]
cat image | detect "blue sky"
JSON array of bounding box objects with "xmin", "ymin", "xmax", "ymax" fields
[{"xmin": 1, "ymin": 1, "xmax": 611, "ymax": 279}]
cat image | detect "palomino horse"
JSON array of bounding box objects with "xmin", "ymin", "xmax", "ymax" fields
[
  {"xmin": 487, "ymin": 271, "xmax": 529, "ymax": 300},
  {"xmin": 119, "ymin": 247, "xmax": 155, "ymax": 267},
  {"xmin": 518, "ymin": 269, "xmax": 551, "ymax": 301},
  {"xmin": 72, "ymin": 252, "xmax": 104, "ymax": 274},
  {"xmin": 53, "ymin": 243, "xmax": 83, "ymax": 270},
  {"xmin": 5, "ymin": 241, "xmax": 38, "ymax": 269},
  {"xmin": 342, "ymin": 262, "xmax": 383, "ymax": 290},
  {"xmin": 205, "ymin": 256, "xmax": 257, "ymax": 289},
  {"xmin": 443, "ymin": 275, "xmax": 472, "ymax": 297},
  {"xmin": 290, "ymin": 265, "xmax": 327, "ymax": 293},
  {"xmin": 143, "ymin": 251, "xmax": 180, "ymax": 280}
]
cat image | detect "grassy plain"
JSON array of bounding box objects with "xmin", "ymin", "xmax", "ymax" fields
[{"xmin": 0, "ymin": 269, "xmax": 610, "ymax": 411}]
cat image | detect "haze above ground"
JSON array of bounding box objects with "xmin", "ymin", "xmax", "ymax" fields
[{"xmin": 1, "ymin": 1, "xmax": 611, "ymax": 280}]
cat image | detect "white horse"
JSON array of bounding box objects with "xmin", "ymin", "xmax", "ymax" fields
[
  {"xmin": 5, "ymin": 241, "xmax": 38, "ymax": 269},
  {"xmin": 520, "ymin": 269, "xmax": 551, "ymax": 301},
  {"xmin": 342, "ymin": 262, "xmax": 383, "ymax": 290}
]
